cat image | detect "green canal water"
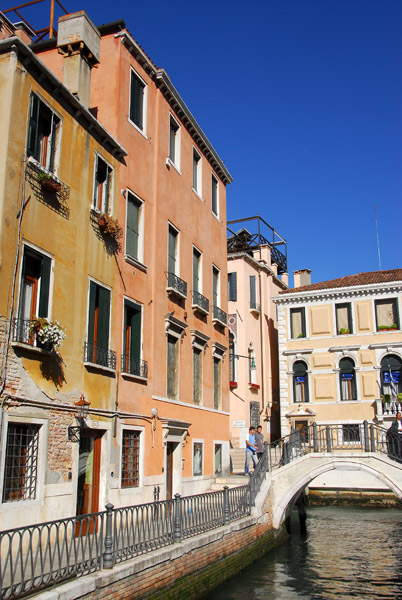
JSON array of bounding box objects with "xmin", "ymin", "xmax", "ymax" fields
[{"xmin": 204, "ymin": 506, "xmax": 402, "ymax": 599}]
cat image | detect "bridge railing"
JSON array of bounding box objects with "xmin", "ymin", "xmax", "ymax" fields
[{"xmin": 268, "ymin": 421, "xmax": 401, "ymax": 471}]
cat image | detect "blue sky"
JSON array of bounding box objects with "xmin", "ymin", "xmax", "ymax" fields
[{"xmin": 9, "ymin": 0, "xmax": 402, "ymax": 285}]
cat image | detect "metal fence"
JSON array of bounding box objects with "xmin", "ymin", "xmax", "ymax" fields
[
  {"xmin": 268, "ymin": 421, "xmax": 400, "ymax": 471},
  {"xmin": 0, "ymin": 487, "xmax": 251, "ymax": 600}
]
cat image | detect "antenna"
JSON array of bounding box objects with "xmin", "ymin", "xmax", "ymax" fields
[{"xmin": 373, "ymin": 205, "xmax": 382, "ymax": 271}]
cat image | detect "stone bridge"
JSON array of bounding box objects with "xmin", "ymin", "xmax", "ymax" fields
[{"xmin": 269, "ymin": 452, "xmax": 402, "ymax": 529}]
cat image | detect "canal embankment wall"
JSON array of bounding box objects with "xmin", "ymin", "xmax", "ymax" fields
[{"xmin": 37, "ymin": 481, "xmax": 285, "ymax": 600}]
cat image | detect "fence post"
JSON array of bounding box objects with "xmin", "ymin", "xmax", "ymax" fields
[
  {"xmin": 174, "ymin": 493, "xmax": 182, "ymax": 544},
  {"xmin": 223, "ymin": 486, "xmax": 230, "ymax": 525},
  {"xmin": 249, "ymin": 472, "xmax": 256, "ymax": 506},
  {"xmin": 264, "ymin": 441, "xmax": 269, "ymax": 472},
  {"xmin": 370, "ymin": 424, "xmax": 376, "ymax": 452},
  {"xmin": 326, "ymin": 426, "xmax": 331, "ymax": 453},
  {"xmin": 363, "ymin": 420, "xmax": 370, "ymax": 452},
  {"xmin": 103, "ymin": 503, "xmax": 114, "ymax": 569},
  {"xmin": 313, "ymin": 422, "xmax": 318, "ymax": 452}
]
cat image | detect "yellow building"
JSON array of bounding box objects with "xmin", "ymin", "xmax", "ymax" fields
[{"xmin": 0, "ymin": 17, "xmax": 126, "ymax": 526}]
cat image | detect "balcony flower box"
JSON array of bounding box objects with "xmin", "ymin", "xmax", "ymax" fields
[
  {"xmin": 229, "ymin": 381, "xmax": 238, "ymax": 389},
  {"xmin": 249, "ymin": 382, "xmax": 260, "ymax": 390},
  {"xmin": 339, "ymin": 328, "xmax": 350, "ymax": 335},
  {"xmin": 97, "ymin": 212, "xmax": 123, "ymax": 240},
  {"xmin": 37, "ymin": 172, "xmax": 61, "ymax": 193},
  {"xmin": 29, "ymin": 317, "xmax": 66, "ymax": 351}
]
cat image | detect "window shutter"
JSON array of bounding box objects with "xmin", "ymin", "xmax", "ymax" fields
[
  {"xmin": 88, "ymin": 281, "xmax": 96, "ymax": 344},
  {"xmin": 168, "ymin": 228, "xmax": 176, "ymax": 274},
  {"xmin": 129, "ymin": 304, "xmax": 141, "ymax": 362},
  {"xmin": 213, "ymin": 268, "xmax": 218, "ymax": 306},
  {"xmin": 104, "ymin": 167, "xmax": 111, "ymax": 214},
  {"xmin": 193, "ymin": 251, "xmax": 199, "ymax": 292},
  {"xmin": 130, "ymin": 73, "xmax": 143, "ymax": 129},
  {"xmin": 27, "ymin": 94, "xmax": 40, "ymax": 160},
  {"xmin": 38, "ymin": 256, "xmax": 51, "ymax": 318},
  {"xmin": 97, "ymin": 286, "xmax": 110, "ymax": 350},
  {"xmin": 249, "ymin": 275, "xmax": 256, "ymax": 305},
  {"xmin": 228, "ymin": 272, "xmax": 237, "ymax": 302},
  {"xmin": 126, "ymin": 196, "xmax": 139, "ymax": 258},
  {"xmin": 48, "ymin": 114, "xmax": 59, "ymax": 173}
]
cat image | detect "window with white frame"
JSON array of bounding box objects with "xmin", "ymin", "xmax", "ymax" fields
[
  {"xmin": 336, "ymin": 302, "xmax": 353, "ymax": 335},
  {"xmin": 213, "ymin": 343, "xmax": 226, "ymax": 410},
  {"xmin": 86, "ymin": 280, "xmax": 112, "ymax": 367},
  {"xmin": 375, "ymin": 298, "xmax": 399, "ymax": 331},
  {"xmin": 381, "ymin": 354, "xmax": 402, "ymax": 397},
  {"xmin": 193, "ymin": 148, "xmax": 202, "ymax": 195},
  {"xmin": 339, "ymin": 357, "xmax": 357, "ymax": 400},
  {"xmin": 293, "ymin": 360, "xmax": 309, "ymax": 403},
  {"xmin": 169, "ymin": 115, "xmax": 180, "ymax": 167},
  {"xmin": 193, "ymin": 247, "xmax": 202, "ymax": 294},
  {"xmin": 211, "ymin": 173, "xmax": 219, "ymax": 216},
  {"xmin": 126, "ymin": 191, "xmax": 143, "ymax": 262},
  {"xmin": 123, "ymin": 299, "xmax": 143, "ymax": 377},
  {"xmin": 214, "ymin": 444, "xmax": 222, "ymax": 474},
  {"xmin": 93, "ymin": 154, "xmax": 113, "ymax": 213},
  {"xmin": 212, "ymin": 266, "xmax": 220, "ymax": 309},
  {"xmin": 290, "ymin": 307, "xmax": 306, "ymax": 339},
  {"xmin": 27, "ymin": 92, "xmax": 61, "ymax": 173},
  {"xmin": 129, "ymin": 69, "xmax": 146, "ymax": 133},
  {"xmin": 121, "ymin": 429, "xmax": 140, "ymax": 488},
  {"xmin": 168, "ymin": 224, "xmax": 179, "ymax": 277},
  {"xmin": 2, "ymin": 422, "xmax": 40, "ymax": 502},
  {"xmin": 193, "ymin": 442, "xmax": 203, "ymax": 476}
]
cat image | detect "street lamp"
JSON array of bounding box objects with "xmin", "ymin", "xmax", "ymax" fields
[{"xmin": 68, "ymin": 394, "xmax": 91, "ymax": 442}]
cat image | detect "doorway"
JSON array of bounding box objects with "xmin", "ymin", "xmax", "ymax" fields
[{"xmin": 75, "ymin": 430, "xmax": 103, "ymax": 534}]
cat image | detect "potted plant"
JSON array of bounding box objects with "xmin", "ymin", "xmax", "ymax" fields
[
  {"xmin": 97, "ymin": 212, "xmax": 123, "ymax": 240},
  {"xmin": 339, "ymin": 328, "xmax": 350, "ymax": 335},
  {"xmin": 381, "ymin": 393, "xmax": 391, "ymax": 406},
  {"xmin": 29, "ymin": 317, "xmax": 66, "ymax": 351},
  {"xmin": 37, "ymin": 172, "xmax": 61, "ymax": 193}
]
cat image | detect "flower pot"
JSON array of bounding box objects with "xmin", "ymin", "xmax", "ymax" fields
[{"xmin": 41, "ymin": 178, "xmax": 61, "ymax": 193}]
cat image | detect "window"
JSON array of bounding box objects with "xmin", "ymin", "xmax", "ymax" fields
[
  {"xmin": 228, "ymin": 272, "xmax": 237, "ymax": 302},
  {"xmin": 86, "ymin": 281, "xmax": 112, "ymax": 367},
  {"xmin": 3, "ymin": 423, "xmax": 40, "ymax": 502},
  {"xmin": 211, "ymin": 174, "xmax": 219, "ymax": 216},
  {"xmin": 213, "ymin": 356, "xmax": 222, "ymax": 410},
  {"xmin": 168, "ymin": 225, "xmax": 179, "ymax": 276},
  {"xmin": 336, "ymin": 303, "xmax": 353, "ymax": 334},
  {"xmin": 193, "ymin": 347, "xmax": 202, "ymax": 405},
  {"xmin": 214, "ymin": 444, "xmax": 222, "ymax": 475},
  {"xmin": 375, "ymin": 299, "xmax": 399, "ymax": 331},
  {"xmin": 381, "ymin": 355, "xmax": 402, "ymax": 397},
  {"xmin": 248, "ymin": 345, "xmax": 256, "ymax": 384},
  {"xmin": 129, "ymin": 70, "xmax": 146, "ymax": 132},
  {"xmin": 293, "ymin": 360, "xmax": 309, "ymax": 403},
  {"xmin": 290, "ymin": 307, "xmax": 306, "ymax": 339},
  {"xmin": 169, "ymin": 115, "xmax": 180, "ymax": 167},
  {"xmin": 123, "ymin": 300, "xmax": 143, "ymax": 377},
  {"xmin": 342, "ymin": 424, "xmax": 360, "ymax": 443},
  {"xmin": 16, "ymin": 247, "xmax": 51, "ymax": 344},
  {"xmin": 126, "ymin": 192, "xmax": 143, "ymax": 262},
  {"xmin": 193, "ymin": 442, "xmax": 203, "ymax": 476},
  {"xmin": 167, "ymin": 334, "xmax": 179, "ymax": 399},
  {"xmin": 249, "ymin": 275, "xmax": 258, "ymax": 311},
  {"xmin": 212, "ymin": 266, "xmax": 220, "ymax": 309},
  {"xmin": 193, "ymin": 247, "xmax": 201, "ymax": 294},
  {"xmin": 193, "ymin": 148, "xmax": 201, "ymax": 194},
  {"xmin": 27, "ymin": 93, "xmax": 60, "ymax": 172},
  {"xmin": 121, "ymin": 430, "xmax": 140, "ymax": 488},
  {"xmin": 339, "ymin": 357, "xmax": 357, "ymax": 400},
  {"xmin": 93, "ymin": 155, "xmax": 112, "ymax": 213},
  {"xmin": 229, "ymin": 332, "xmax": 236, "ymax": 383}
]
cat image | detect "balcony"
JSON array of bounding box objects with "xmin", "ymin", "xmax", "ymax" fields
[
  {"xmin": 249, "ymin": 301, "xmax": 261, "ymax": 315},
  {"xmin": 166, "ymin": 272, "xmax": 187, "ymax": 299},
  {"xmin": 212, "ymin": 305, "xmax": 227, "ymax": 327},
  {"xmin": 192, "ymin": 291, "xmax": 209, "ymax": 315},
  {"xmin": 84, "ymin": 341, "xmax": 116, "ymax": 370},
  {"xmin": 121, "ymin": 354, "xmax": 148, "ymax": 379},
  {"xmin": 12, "ymin": 318, "xmax": 54, "ymax": 353}
]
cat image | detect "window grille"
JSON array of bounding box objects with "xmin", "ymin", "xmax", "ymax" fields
[
  {"xmin": 121, "ymin": 430, "xmax": 140, "ymax": 488},
  {"xmin": 3, "ymin": 424, "xmax": 40, "ymax": 502}
]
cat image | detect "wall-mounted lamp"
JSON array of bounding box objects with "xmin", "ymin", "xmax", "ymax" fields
[{"xmin": 68, "ymin": 394, "xmax": 91, "ymax": 442}]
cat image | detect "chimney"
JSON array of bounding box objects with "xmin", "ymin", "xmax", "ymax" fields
[
  {"xmin": 57, "ymin": 11, "xmax": 100, "ymax": 109},
  {"xmin": 293, "ymin": 269, "xmax": 312, "ymax": 288},
  {"xmin": 281, "ymin": 272, "xmax": 289, "ymax": 286},
  {"xmin": 14, "ymin": 22, "xmax": 35, "ymax": 44}
]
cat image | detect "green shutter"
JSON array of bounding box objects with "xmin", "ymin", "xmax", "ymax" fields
[
  {"xmin": 249, "ymin": 275, "xmax": 256, "ymax": 305},
  {"xmin": 126, "ymin": 195, "xmax": 139, "ymax": 258},
  {"xmin": 126, "ymin": 301, "xmax": 141, "ymax": 362},
  {"xmin": 97, "ymin": 286, "xmax": 110, "ymax": 350},
  {"xmin": 168, "ymin": 228, "xmax": 176, "ymax": 274},
  {"xmin": 38, "ymin": 256, "xmax": 51, "ymax": 318},
  {"xmin": 48, "ymin": 114, "xmax": 59, "ymax": 173},
  {"xmin": 213, "ymin": 268, "xmax": 218, "ymax": 306},
  {"xmin": 27, "ymin": 94, "xmax": 40, "ymax": 160},
  {"xmin": 193, "ymin": 250, "xmax": 199, "ymax": 292},
  {"xmin": 130, "ymin": 73, "xmax": 143, "ymax": 129},
  {"xmin": 88, "ymin": 281, "xmax": 96, "ymax": 344},
  {"xmin": 228, "ymin": 272, "xmax": 237, "ymax": 302}
]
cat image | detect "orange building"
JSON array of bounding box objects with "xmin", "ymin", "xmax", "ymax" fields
[{"xmin": 30, "ymin": 11, "xmax": 233, "ymax": 507}]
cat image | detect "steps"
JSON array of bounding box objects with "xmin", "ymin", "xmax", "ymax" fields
[
  {"xmin": 210, "ymin": 475, "xmax": 249, "ymax": 491},
  {"xmin": 230, "ymin": 447, "xmax": 245, "ymax": 475}
]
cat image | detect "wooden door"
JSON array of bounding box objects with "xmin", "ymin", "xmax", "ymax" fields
[
  {"xmin": 166, "ymin": 442, "xmax": 174, "ymax": 500},
  {"xmin": 75, "ymin": 430, "xmax": 102, "ymax": 535}
]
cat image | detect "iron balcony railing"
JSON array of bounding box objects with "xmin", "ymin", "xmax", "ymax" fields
[
  {"xmin": 249, "ymin": 301, "xmax": 261, "ymax": 313},
  {"xmin": 192, "ymin": 291, "xmax": 209, "ymax": 314},
  {"xmin": 166, "ymin": 272, "xmax": 187, "ymax": 298},
  {"xmin": 212, "ymin": 305, "xmax": 227, "ymax": 326},
  {"xmin": 268, "ymin": 421, "xmax": 401, "ymax": 472},
  {"xmin": 121, "ymin": 354, "xmax": 148, "ymax": 379},
  {"xmin": 84, "ymin": 341, "xmax": 116, "ymax": 370},
  {"xmin": 0, "ymin": 488, "xmax": 250, "ymax": 600},
  {"xmin": 12, "ymin": 318, "xmax": 51, "ymax": 350}
]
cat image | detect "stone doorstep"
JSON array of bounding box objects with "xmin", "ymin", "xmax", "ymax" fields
[{"xmin": 30, "ymin": 516, "xmax": 260, "ymax": 600}]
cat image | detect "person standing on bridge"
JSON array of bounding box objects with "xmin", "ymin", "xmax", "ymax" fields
[
  {"xmin": 245, "ymin": 426, "xmax": 258, "ymax": 475},
  {"xmin": 389, "ymin": 412, "xmax": 402, "ymax": 462},
  {"xmin": 255, "ymin": 425, "xmax": 265, "ymax": 462}
]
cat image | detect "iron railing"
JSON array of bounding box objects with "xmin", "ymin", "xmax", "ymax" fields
[
  {"xmin": 268, "ymin": 421, "xmax": 401, "ymax": 471},
  {"xmin": 212, "ymin": 305, "xmax": 227, "ymax": 326},
  {"xmin": 166, "ymin": 272, "xmax": 187, "ymax": 298},
  {"xmin": 11, "ymin": 318, "xmax": 51, "ymax": 350},
  {"xmin": 121, "ymin": 355, "xmax": 148, "ymax": 379},
  {"xmin": 249, "ymin": 301, "xmax": 261, "ymax": 313},
  {"xmin": 0, "ymin": 487, "xmax": 250, "ymax": 600},
  {"xmin": 249, "ymin": 442, "xmax": 269, "ymax": 505},
  {"xmin": 84, "ymin": 341, "xmax": 116, "ymax": 370},
  {"xmin": 192, "ymin": 291, "xmax": 209, "ymax": 314}
]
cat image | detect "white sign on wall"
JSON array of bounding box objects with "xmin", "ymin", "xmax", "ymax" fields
[{"xmin": 232, "ymin": 420, "xmax": 246, "ymax": 428}]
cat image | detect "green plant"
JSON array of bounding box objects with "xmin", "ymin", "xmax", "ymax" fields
[
  {"xmin": 339, "ymin": 328, "xmax": 350, "ymax": 334},
  {"xmin": 29, "ymin": 317, "xmax": 66, "ymax": 350},
  {"xmin": 98, "ymin": 212, "xmax": 123, "ymax": 239},
  {"xmin": 378, "ymin": 325, "xmax": 388, "ymax": 331},
  {"xmin": 383, "ymin": 393, "xmax": 391, "ymax": 403},
  {"xmin": 297, "ymin": 333, "xmax": 304, "ymax": 338},
  {"xmin": 397, "ymin": 393, "xmax": 402, "ymax": 402}
]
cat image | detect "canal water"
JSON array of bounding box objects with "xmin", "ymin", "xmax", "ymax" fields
[{"xmin": 204, "ymin": 506, "xmax": 402, "ymax": 599}]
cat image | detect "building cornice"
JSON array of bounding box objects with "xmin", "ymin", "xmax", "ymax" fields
[{"xmin": 273, "ymin": 281, "xmax": 402, "ymax": 305}]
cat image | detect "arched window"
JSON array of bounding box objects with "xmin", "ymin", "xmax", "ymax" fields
[
  {"xmin": 381, "ymin": 354, "xmax": 402, "ymax": 398},
  {"xmin": 339, "ymin": 357, "xmax": 357, "ymax": 401},
  {"xmin": 293, "ymin": 361, "xmax": 309, "ymax": 403}
]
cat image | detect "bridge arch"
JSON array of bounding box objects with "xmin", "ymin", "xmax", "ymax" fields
[{"xmin": 271, "ymin": 455, "xmax": 402, "ymax": 530}]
